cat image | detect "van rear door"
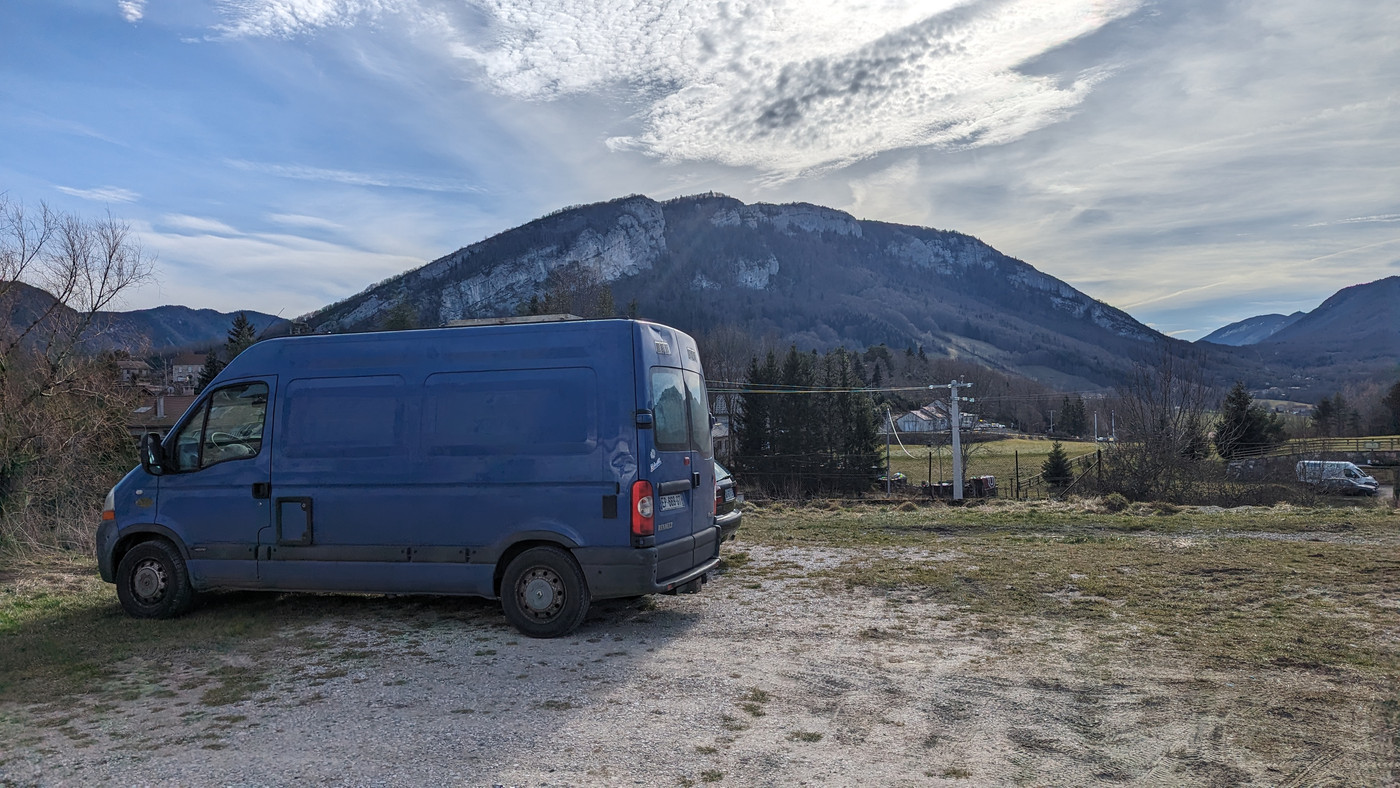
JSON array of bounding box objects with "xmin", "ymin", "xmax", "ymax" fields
[{"xmin": 644, "ymin": 362, "xmax": 717, "ymax": 582}]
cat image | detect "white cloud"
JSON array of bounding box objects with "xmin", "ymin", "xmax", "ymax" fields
[
  {"xmin": 118, "ymin": 0, "xmax": 146, "ymax": 23},
  {"xmin": 55, "ymin": 185, "xmax": 141, "ymax": 203},
  {"xmin": 226, "ymin": 159, "xmax": 486, "ymax": 194},
  {"xmin": 160, "ymin": 214, "xmax": 242, "ymax": 235},
  {"xmin": 213, "ymin": 0, "xmax": 407, "ymax": 38},
  {"xmin": 213, "ymin": 0, "xmax": 1140, "ymax": 175},
  {"xmin": 126, "ymin": 218, "xmax": 424, "ymax": 315},
  {"xmin": 267, "ymin": 213, "xmax": 345, "ymax": 230}
]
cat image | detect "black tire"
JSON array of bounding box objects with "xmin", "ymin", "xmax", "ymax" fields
[
  {"xmin": 500, "ymin": 546, "xmax": 590, "ymax": 638},
  {"xmin": 115, "ymin": 540, "xmax": 196, "ymax": 619}
]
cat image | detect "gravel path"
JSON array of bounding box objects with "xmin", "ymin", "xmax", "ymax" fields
[{"xmin": 1, "ymin": 544, "xmax": 1391, "ymax": 786}]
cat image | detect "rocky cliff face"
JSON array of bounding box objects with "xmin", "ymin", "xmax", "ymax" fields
[{"xmin": 304, "ymin": 193, "xmax": 1193, "ymax": 388}]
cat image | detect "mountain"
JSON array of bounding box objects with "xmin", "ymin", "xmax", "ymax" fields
[
  {"xmin": 306, "ymin": 194, "xmax": 1188, "ymax": 390},
  {"xmin": 1248, "ymin": 276, "xmax": 1400, "ymax": 373},
  {"xmin": 1199, "ymin": 312, "xmax": 1304, "ymax": 346},
  {"xmin": 2, "ymin": 280, "xmax": 283, "ymax": 352}
]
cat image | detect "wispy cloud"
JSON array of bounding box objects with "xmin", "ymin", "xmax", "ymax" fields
[
  {"xmin": 212, "ymin": 0, "xmax": 407, "ymax": 38},
  {"xmin": 267, "ymin": 213, "xmax": 345, "ymax": 230},
  {"xmin": 226, "ymin": 159, "xmax": 485, "ymax": 194},
  {"xmin": 56, "ymin": 185, "xmax": 140, "ymax": 203},
  {"xmin": 213, "ymin": 0, "xmax": 1140, "ymax": 175},
  {"xmin": 160, "ymin": 214, "xmax": 241, "ymax": 235},
  {"xmin": 1302, "ymin": 214, "xmax": 1400, "ymax": 228},
  {"xmin": 118, "ymin": 0, "xmax": 145, "ymax": 23},
  {"xmin": 128, "ymin": 217, "xmax": 424, "ymax": 315}
]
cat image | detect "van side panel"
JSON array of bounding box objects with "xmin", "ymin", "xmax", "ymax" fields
[{"xmin": 256, "ymin": 322, "xmax": 638, "ymax": 595}]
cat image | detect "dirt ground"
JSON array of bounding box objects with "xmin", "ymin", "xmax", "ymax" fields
[{"xmin": 2, "ymin": 535, "xmax": 1396, "ymax": 788}]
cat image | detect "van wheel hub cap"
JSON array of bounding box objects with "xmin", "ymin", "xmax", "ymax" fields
[
  {"xmin": 132, "ymin": 559, "xmax": 167, "ymax": 602},
  {"xmin": 520, "ymin": 568, "xmax": 564, "ymax": 618}
]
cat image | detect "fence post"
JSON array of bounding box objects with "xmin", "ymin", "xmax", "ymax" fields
[
  {"xmin": 1096, "ymin": 449, "xmax": 1103, "ymax": 489},
  {"xmin": 1014, "ymin": 451, "xmax": 1020, "ymax": 501}
]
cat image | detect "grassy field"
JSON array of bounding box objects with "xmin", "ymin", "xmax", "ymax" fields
[
  {"xmin": 884, "ymin": 436, "xmax": 1098, "ymax": 486},
  {"xmin": 3, "ymin": 499, "xmax": 1395, "ymax": 702},
  {"xmin": 738, "ymin": 499, "xmax": 1400, "ymax": 674},
  {"xmin": 2, "ymin": 500, "xmax": 1397, "ymax": 781}
]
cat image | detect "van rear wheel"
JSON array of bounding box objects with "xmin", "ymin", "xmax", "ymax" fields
[
  {"xmin": 500, "ymin": 546, "xmax": 590, "ymax": 638},
  {"xmin": 115, "ymin": 539, "xmax": 196, "ymax": 619}
]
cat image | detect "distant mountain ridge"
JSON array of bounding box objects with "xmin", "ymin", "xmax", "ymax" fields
[
  {"xmin": 1251, "ymin": 276, "xmax": 1400, "ymax": 369},
  {"xmin": 1199, "ymin": 312, "xmax": 1305, "ymax": 346},
  {"xmin": 307, "ymin": 193, "xmax": 1178, "ymax": 390},
  {"xmin": 2, "ymin": 280, "xmax": 283, "ymax": 352}
]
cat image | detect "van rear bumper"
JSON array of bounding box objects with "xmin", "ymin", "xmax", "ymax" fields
[{"xmin": 574, "ymin": 545, "xmax": 720, "ymax": 599}]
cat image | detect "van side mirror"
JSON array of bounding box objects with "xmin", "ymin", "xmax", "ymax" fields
[{"xmin": 139, "ymin": 432, "xmax": 166, "ymax": 476}]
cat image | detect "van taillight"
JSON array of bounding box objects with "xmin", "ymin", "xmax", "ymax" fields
[{"xmin": 631, "ymin": 480, "xmax": 655, "ymax": 537}]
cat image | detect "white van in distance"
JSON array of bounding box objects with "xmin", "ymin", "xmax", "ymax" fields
[{"xmin": 1294, "ymin": 461, "xmax": 1380, "ymax": 496}]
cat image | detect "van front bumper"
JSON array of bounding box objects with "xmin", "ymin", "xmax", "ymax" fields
[
  {"xmin": 574, "ymin": 546, "xmax": 720, "ymax": 599},
  {"xmin": 96, "ymin": 520, "xmax": 118, "ymax": 583}
]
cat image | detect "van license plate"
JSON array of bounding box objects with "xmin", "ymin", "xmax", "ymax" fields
[{"xmin": 659, "ymin": 493, "xmax": 685, "ymax": 512}]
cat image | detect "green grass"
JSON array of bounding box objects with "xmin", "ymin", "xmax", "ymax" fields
[{"xmin": 884, "ymin": 437, "xmax": 1098, "ymax": 486}]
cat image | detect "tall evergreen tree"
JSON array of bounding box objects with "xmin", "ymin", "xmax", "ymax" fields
[
  {"xmin": 1382, "ymin": 380, "xmax": 1400, "ymax": 434},
  {"xmin": 195, "ymin": 352, "xmax": 224, "ymax": 393},
  {"xmin": 225, "ymin": 312, "xmax": 258, "ymax": 362},
  {"xmin": 1213, "ymin": 381, "xmax": 1285, "ymax": 459},
  {"xmin": 734, "ymin": 352, "xmax": 780, "ymax": 483},
  {"xmin": 1042, "ymin": 441, "xmax": 1073, "ymax": 487}
]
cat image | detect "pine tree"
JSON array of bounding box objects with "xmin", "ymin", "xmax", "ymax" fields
[
  {"xmin": 225, "ymin": 312, "xmax": 257, "ymax": 362},
  {"xmin": 195, "ymin": 352, "xmax": 224, "ymax": 393},
  {"xmin": 1213, "ymin": 381, "xmax": 1285, "ymax": 460},
  {"xmin": 773, "ymin": 346, "xmax": 816, "ymax": 484},
  {"xmin": 734, "ymin": 352, "xmax": 780, "ymax": 486},
  {"xmin": 1382, "ymin": 380, "xmax": 1400, "ymax": 434},
  {"xmin": 1042, "ymin": 441, "xmax": 1073, "ymax": 487}
]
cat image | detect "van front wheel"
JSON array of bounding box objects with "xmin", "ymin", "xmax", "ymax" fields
[
  {"xmin": 500, "ymin": 546, "xmax": 590, "ymax": 638},
  {"xmin": 115, "ymin": 540, "xmax": 196, "ymax": 619}
]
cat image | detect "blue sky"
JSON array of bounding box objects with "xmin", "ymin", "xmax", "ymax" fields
[{"xmin": 3, "ymin": 0, "xmax": 1396, "ymax": 339}]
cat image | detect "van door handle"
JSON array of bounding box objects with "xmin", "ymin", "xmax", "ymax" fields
[
  {"xmin": 657, "ymin": 479, "xmax": 692, "ymax": 495},
  {"xmin": 691, "ymin": 472, "xmax": 701, "ymax": 488},
  {"xmin": 252, "ymin": 482, "xmax": 271, "ymax": 499}
]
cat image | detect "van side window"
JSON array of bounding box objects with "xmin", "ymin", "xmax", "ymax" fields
[
  {"xmin": 169, "ymin": 382, "xmax": 268, "ymax": 471},
  {"xmin": 650, "ymin": 368, "xmax": 688, "ymax": 452},
  {"xmin": 684, "ymin": 370, "xmax": 713, "ymax": 459}
]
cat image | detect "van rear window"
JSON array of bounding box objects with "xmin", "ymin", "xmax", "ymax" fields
[
  {"xmin": 650, "ymin": 367, "xmax": 713, "ymax": 458},
  {"xmin": 650, "ymin": 368, "xmax": 688, "ymax": 452}
]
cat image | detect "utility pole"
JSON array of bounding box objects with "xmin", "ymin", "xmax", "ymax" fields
[
  {"xmin": 1094, "ymin": 411, "xmax": 1099, "ymax": 442},
  {"xmin": 1049, "ymin": 410, "xmax": 1055, "ymax": 435},
  {"xmin": 885, "ymin": 408, "xmax": 893, "ymax": 495},
  {"xmin": 929, "ymin": 381, "xmax": 975, "ymax": 501}
]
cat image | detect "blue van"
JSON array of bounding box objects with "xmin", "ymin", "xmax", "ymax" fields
[{"xmin": 97, "ymin": 318, "xmax": 720, "ymax": 637}]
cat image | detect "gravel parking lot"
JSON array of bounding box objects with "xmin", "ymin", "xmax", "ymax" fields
[{"xmin": 3, "ymin": 519, "xmax": 1397, "ymax": 786}]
